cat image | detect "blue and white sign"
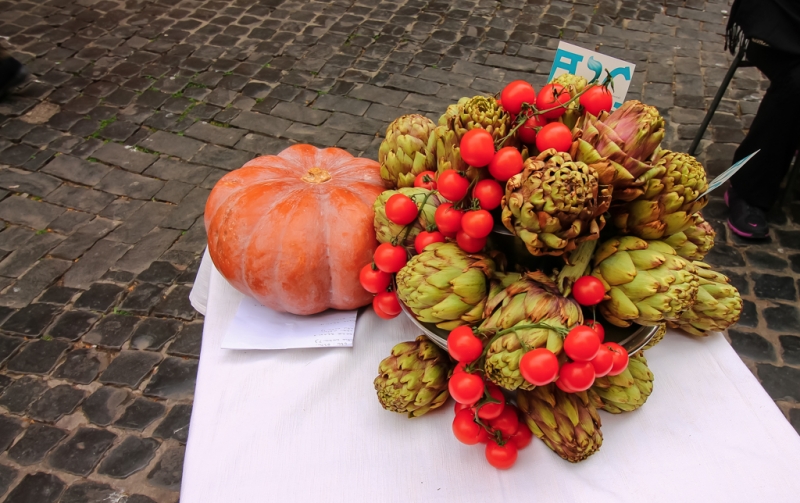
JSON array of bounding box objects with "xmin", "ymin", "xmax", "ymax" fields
[
  {"xmin": 698, "ymin": 150, "xmax": 759, "ymax": 199},
  {"xmin": 547, "ymin": 41, "xmax": 635, "ymax": 110}
]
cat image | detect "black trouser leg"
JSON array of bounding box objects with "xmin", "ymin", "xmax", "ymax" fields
[{"xmin": 730, "ymin": 44, "xmax": 800, "ymax": 210}]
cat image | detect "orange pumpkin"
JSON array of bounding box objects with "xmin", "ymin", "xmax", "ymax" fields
[{"xmin": 205, "ymin": 144, "xmax": 384, "ymax": 315}]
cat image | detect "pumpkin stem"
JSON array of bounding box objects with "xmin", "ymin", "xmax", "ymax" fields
[{"xmin": 301, "ymin": 167, "xmax": 332, "ymax": 184}]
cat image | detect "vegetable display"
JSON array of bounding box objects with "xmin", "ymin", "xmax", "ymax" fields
[{"xmin": 362, "ymin": 73, "xmax": 743, "ymax": 469}]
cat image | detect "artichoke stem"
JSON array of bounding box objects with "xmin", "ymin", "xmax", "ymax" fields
[{"xmin": 558, "ymin": 240, "xmax": 598, "ymax": 297}]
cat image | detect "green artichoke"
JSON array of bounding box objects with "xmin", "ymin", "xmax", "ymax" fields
[
  {"xmin": 668, "ymin": 262, "xmax": 742, "ymax": 336},
  {"xmin": 395, "ymin": 242, "xmax": 495, "ymax": 330},
  {"xmin": 379, "ymin": 114, "xmax": 437, "ymax": 188},
  {"xmin": 612, "ymin": 150, "xmax": 709, "ymax": 239},
  {"xmin": 374, "ymin": 335, "xmax": 451, "ymax": 418},
  {"xmin": 663, "ymin": 213, "xmax": 716, "ymax": 261},
  {"xmin": 591, "ymin": 236, "xmax": 699, "ymax": 327},
  {"xmin": 551, "ymin": 74, "xmax": 588, "ymax": 130},
  {"xmin": 480, "ymin": 272, "xmax": 583, "ymax": 390},
  {"xmin": 572, "ymin": 101, "xmax": 665, "ymax": 201},
  {"xmin": 517, "ymin": 385, "xmax": 603, "ymax": 463},
  {"xmin": 438, "ymin": 98, "xmax": 468, "ymax": 127},
  {"xmin": 502, "ymin": 149, "xmax": 611, "ymax": 258},
  {"xmin": 588, "ymin": 352, "xmax": 653, "ymax": 413},
  {"xmin": 449, "ymin": 95, "xmax": 514, "ymax": 146},
  {"xmin": 373, "ymin": 188, "xmax": 447, "ymax": 251}
]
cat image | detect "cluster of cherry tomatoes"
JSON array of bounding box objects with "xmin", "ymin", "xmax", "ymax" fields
[
  {"xmin": 451, "ymin": 378, "xmax": 533, "ymax": 469},
  {"xmin": 498, "ymin": 79, "xmax": 613, "ymax": 154}
]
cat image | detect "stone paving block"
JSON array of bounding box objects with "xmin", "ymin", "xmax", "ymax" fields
[
  {"xmin": 0, "ymin": 195, "xmax": 64, "ymax": 229},
  {"xmin": 385, "ymin": 73, "xmax": 440, "ymax": 95},
  {"xmin": 44, "ymin": 184, "xmax": 116, "ymax": 213},
  {"xmin": 231, "ymin": 110, "xmax": 291, "ymax": 137},
  {"xmin": 138, "ymin": 131, "xmax": 205, "ymax": 159},
  {"xmin": 83, "ymin": 314, "xmax": 140, "ymax": 349},
  {"xmin": 98, "ymin": 436, "xmax": 160, "ymax": 478},
  {"xmin": 154, "ymin": 404, "xmax": 192, "ymax": 443},
  {"xmin": 0, "ymin": 415, "xmax": 23, "ymax": 453},
  {"xmin": 114, "ymin": 398, "xmax": 166, "ymax": 430},
  {"xmin": 41, "ymin": 155, "xmax": 111, "ymax": 186},
  {"xmin": 108, "ymin": 202, "xmax": 173, "ymax": 244},
  {"xmin": 313, "ymin": 94, "xmax": 369, "ymax": 115},
  {"xmin": 0, "ymin": 232, "xmax": 63, "ymax": 278},
  {"xmin": 8, "ymin": 423, "xmax": 67, "ymax": 465},
  {"xmin": 74, "ymin": 283, "xmax": 126, "ymax": 312},
  {"xmin": 115, "ymin": 228, "xmax": 182, "ymax": 273},
  {"xmin": 144, "ymin": 356, "xmax": 198, "ymax": 400},
  {"xmin": 131, "ymin": 318, "xmax": 182, "ymax": 351},
  {"xmin": 50, "ymin": 217, "xmax": 118, "ymax": 260},
  {"xmin": 144, "ymin": 157, "xmax": 214, "ymax": 185},
  {"xmin": 53, "ymin": 348, "xmax": 107, "ymax": 385},
  {"xmin": 59, "ymin": 482, "xmax": 119, "ymax": 503},
  {"xmin": 154, "ymin": 285, "xmax": 196, "ymax": 320},
  {"xmin": 48, "ymin": 427, "xmax": 117, "ymax": 476},
  {"xmin": 81, "ymin": 387, "xmax": 129, "ymax": 426},
  {"xmin": 185, "ymin": 121, "xmax": 246, "ymax": 147},
  {"xmin": 190, "ymin": 144, "xmax": 253, "ymax": 170},
  {"xmin": 137, "ymin": 261, "xmax": 181, "ymax": 284},
  {"xmin": 0, "ymin": 463, "xmax": 16, "ymax": 497},
  {"xmin": 234, "ymin": 133, "xmax": 294, "ymax": 154},
  {"xmin": 99, "ymin": 198, "xmax": 146, "ymax": 221},
  {"xmin": 119, "ymin": 283, "xmax": 166, "ymax": 315},
  {"xmin": 91, "ymin": 142, "xmax": 158, "ymax": 173},
  {"xmin": 155, "ymin": 180, "xmax": 194, "ymax": 204},
  {"xmin": 160, "ymin": 188, "xmax": 210, "ymax": 230},
  {"xmin": 39, "ymin": 286, "xmax": 80, "ymax": 305},
  {"xmin": 95, "ymin": 168, "xmax": 165, "ymax": 200},
  {"xmin": 0, "ymin": 335, "xmax": 23, "ymax": 366},
  {"xmin": 4, "ymin": 472, "xmax": 65, "ymax": 503},
  {"xmin": 0, "ymin": 258, "xmax": 72, "ymax": 309},
  {"xmin": 147, "ymin": 445, "xmax": 184, "ymax": 491},
  {"xmin": 7, "ymin": 339, "xmax": 70, "ymax": 375},
  {"xmin": 1, "ymin": 303, "xmax": 61, "ymax": 336},
  {"xmin": 0, "ymin": 376, "xmax": 48, "ymax": 414},
  {"xmin": 0, "ymin": 167, "xmax": 61, "ymax": 197},
  {"xmin": 48, "ymin": 311, "xmax": 99, "ymax": 341},
  {"xmin": 28, "ymin": 384, "xmax": 85, "ymax": 422},
  {"xmin": 101, "ymin": 350, "xmax": 162, "ymax": 388},
  {"xmin": 63, "ymin": 239, "xmax": 131, "ymax": 289}
]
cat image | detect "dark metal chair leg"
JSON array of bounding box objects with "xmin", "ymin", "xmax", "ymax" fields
[{"xmin": 688, "ymin": 46, "xmax": 747, "ymax": 157}]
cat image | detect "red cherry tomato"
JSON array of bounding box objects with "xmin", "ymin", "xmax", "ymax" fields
[
  {"xmin": 385, "ymin": 194, "xmax": 419, "ymax": 226},
  {"xmin": 452, "ymin": 409, "xmax": 483, "ymax": 445},
  {"xmin": 434, "ymin": 203, "xmax": 463, "ymax": 235},
  {"xmin": 447, "ymin": 325, "xmax": 483, "ymax": 363},
  {"xmin": 359, "ymin": 264, "xmax": 390, "ymax": 294},
  {"xmin": 535, "ymin": 122, "xmax": 573, "ymax": 153},
  {"xmin": 536, "ymin": 83, "xmax": 571, "ymax": 119},
  {"xmin": 459, "ymin": 128, "xmax": 495, "ymax": 167},
  {"xmin": 606, "ymin": 342, "xmax": 629, "ymax": 376},
  {"xmin": 456, "ymin": 231, "xmax": 486, "ymax": 253},
  {"xmin": 414, "ymin": 230, "xmax": 445, "ymax": 254},
  {"xmin": 489, "ymin": 404, "xmax": 520, "ymax": 437},
  {"xmin": 555, "ymin": 377, "xmax": 576, "ymax": 393},
  {"xmin": 453, "ymin": 361, "xmax": 469, "ymax": 374},
  {"xmin": 472, "ymin": 179, "xmax": 503, "ymax": 210},
  {"xmin": 509, "ymin": 424, "xmax": 533, "ymax": 450},
  {"xmin": 572, "ymin": 276, "xmax": 605, "ymax": 306},
  {"xmin": 477, "ymin": 383, "xmax": 505, "ymax": 420},
  {"xmin": 558, "ymin": 361, "xmax": 596, "ymax": 392},
  {"xmin": 488, "ymin": 146, "xmax": 524, "ymax": 181},
  {"xmin": 461, "ymin": 210, "xmax": 493, "ymax": 239},
  {"xmin": 448, "ymin": 372, "xmax": 485, "ymax": 404},
  {"xmin": 586, "ymin": 320, "xmax": 605, "ymax": 342},
  {"xmin": 454, "ymin": 401, "xmax": 475, "ymax": 414},
  {"xmin": 437, "ymin": 170, "xmax": 470, "ymax": 201},
  {"xmin": 373, "ymin": 300, "xmax": 397, "ymax": 320},
  {"xmin": 518, "ymin": 115, "xmax": 546, "ymax": 144},
  {"xmin": 373, "ymin": 242, "xmax": 408, "ymax": 273},
  {"xmin": 414, "ymin": 170, "xmax": 437, "ymax": 190},
  {"xmin": 500, "ymin": 80, "xmax": 536, "ymax": 116},
  {"xmin": 579, "ymin": 85, "xmax": 613, "ymax": 116},
  {"xmin": 374, "ymin": 291, "xmax": 401, "ymax": 317},
  {"xmin": 519, "ymin": 348, "xmax": 559, "ymax": 386},
  {"xmin": 564, "ymin": 325, "xmax": 601, "ymax": 362},
  {"xmin": 590, "ymin": 344, "xmax": 614, "ymax": 377},
  {"xmin": 485, "ymin": 440, "xmax": 518, "ymax": 469}
]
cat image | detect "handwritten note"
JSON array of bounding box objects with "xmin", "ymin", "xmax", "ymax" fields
[{"xmin": 221, "ymin": 297, "xmax": 357, "ymax": 350}]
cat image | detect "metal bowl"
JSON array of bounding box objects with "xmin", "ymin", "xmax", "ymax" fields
[{"xmin": 398, "ymin": 300, "xmax": 658, "ymax": 356}]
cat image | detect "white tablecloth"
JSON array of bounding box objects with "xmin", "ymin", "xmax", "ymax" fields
[{"xmin": 182, "ymin": 250, "xmax": 800, "ymax": 503}]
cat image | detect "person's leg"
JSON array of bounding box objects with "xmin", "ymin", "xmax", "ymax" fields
[
  {"xmin": 0, "ymin": 46, "xmax": 27, "ymax": 98},
  {"xmin": 727, "ymin": 44, "xmax": 800, "ymax": 237}
]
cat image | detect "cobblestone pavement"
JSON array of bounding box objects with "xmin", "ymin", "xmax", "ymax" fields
[{"xmin": 0, "ymin": 0, "xmax": 799, "ymax": 500}]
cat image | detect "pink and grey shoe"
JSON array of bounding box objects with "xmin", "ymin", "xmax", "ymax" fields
[{"xmin": 725, "ymin": 188, "xmax": 769, "ymax": 239}]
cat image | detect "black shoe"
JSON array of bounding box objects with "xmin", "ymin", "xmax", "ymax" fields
[
  {"xmin": 725, "ymin": 188, "xmax": 770, "ymax": 239},
  {"xmin": 0, "ymin": 57, "xmax": 28, "ymax": 98}
]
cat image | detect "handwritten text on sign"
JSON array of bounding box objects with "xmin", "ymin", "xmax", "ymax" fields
[{"xmin": 547, "ymin": 41, "xmax": 635, "ymax": 110}]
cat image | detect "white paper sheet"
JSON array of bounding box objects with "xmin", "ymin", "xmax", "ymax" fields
[{"xmin": 221, "ymin": 296, "xmax": 358, "ymax": 350}]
